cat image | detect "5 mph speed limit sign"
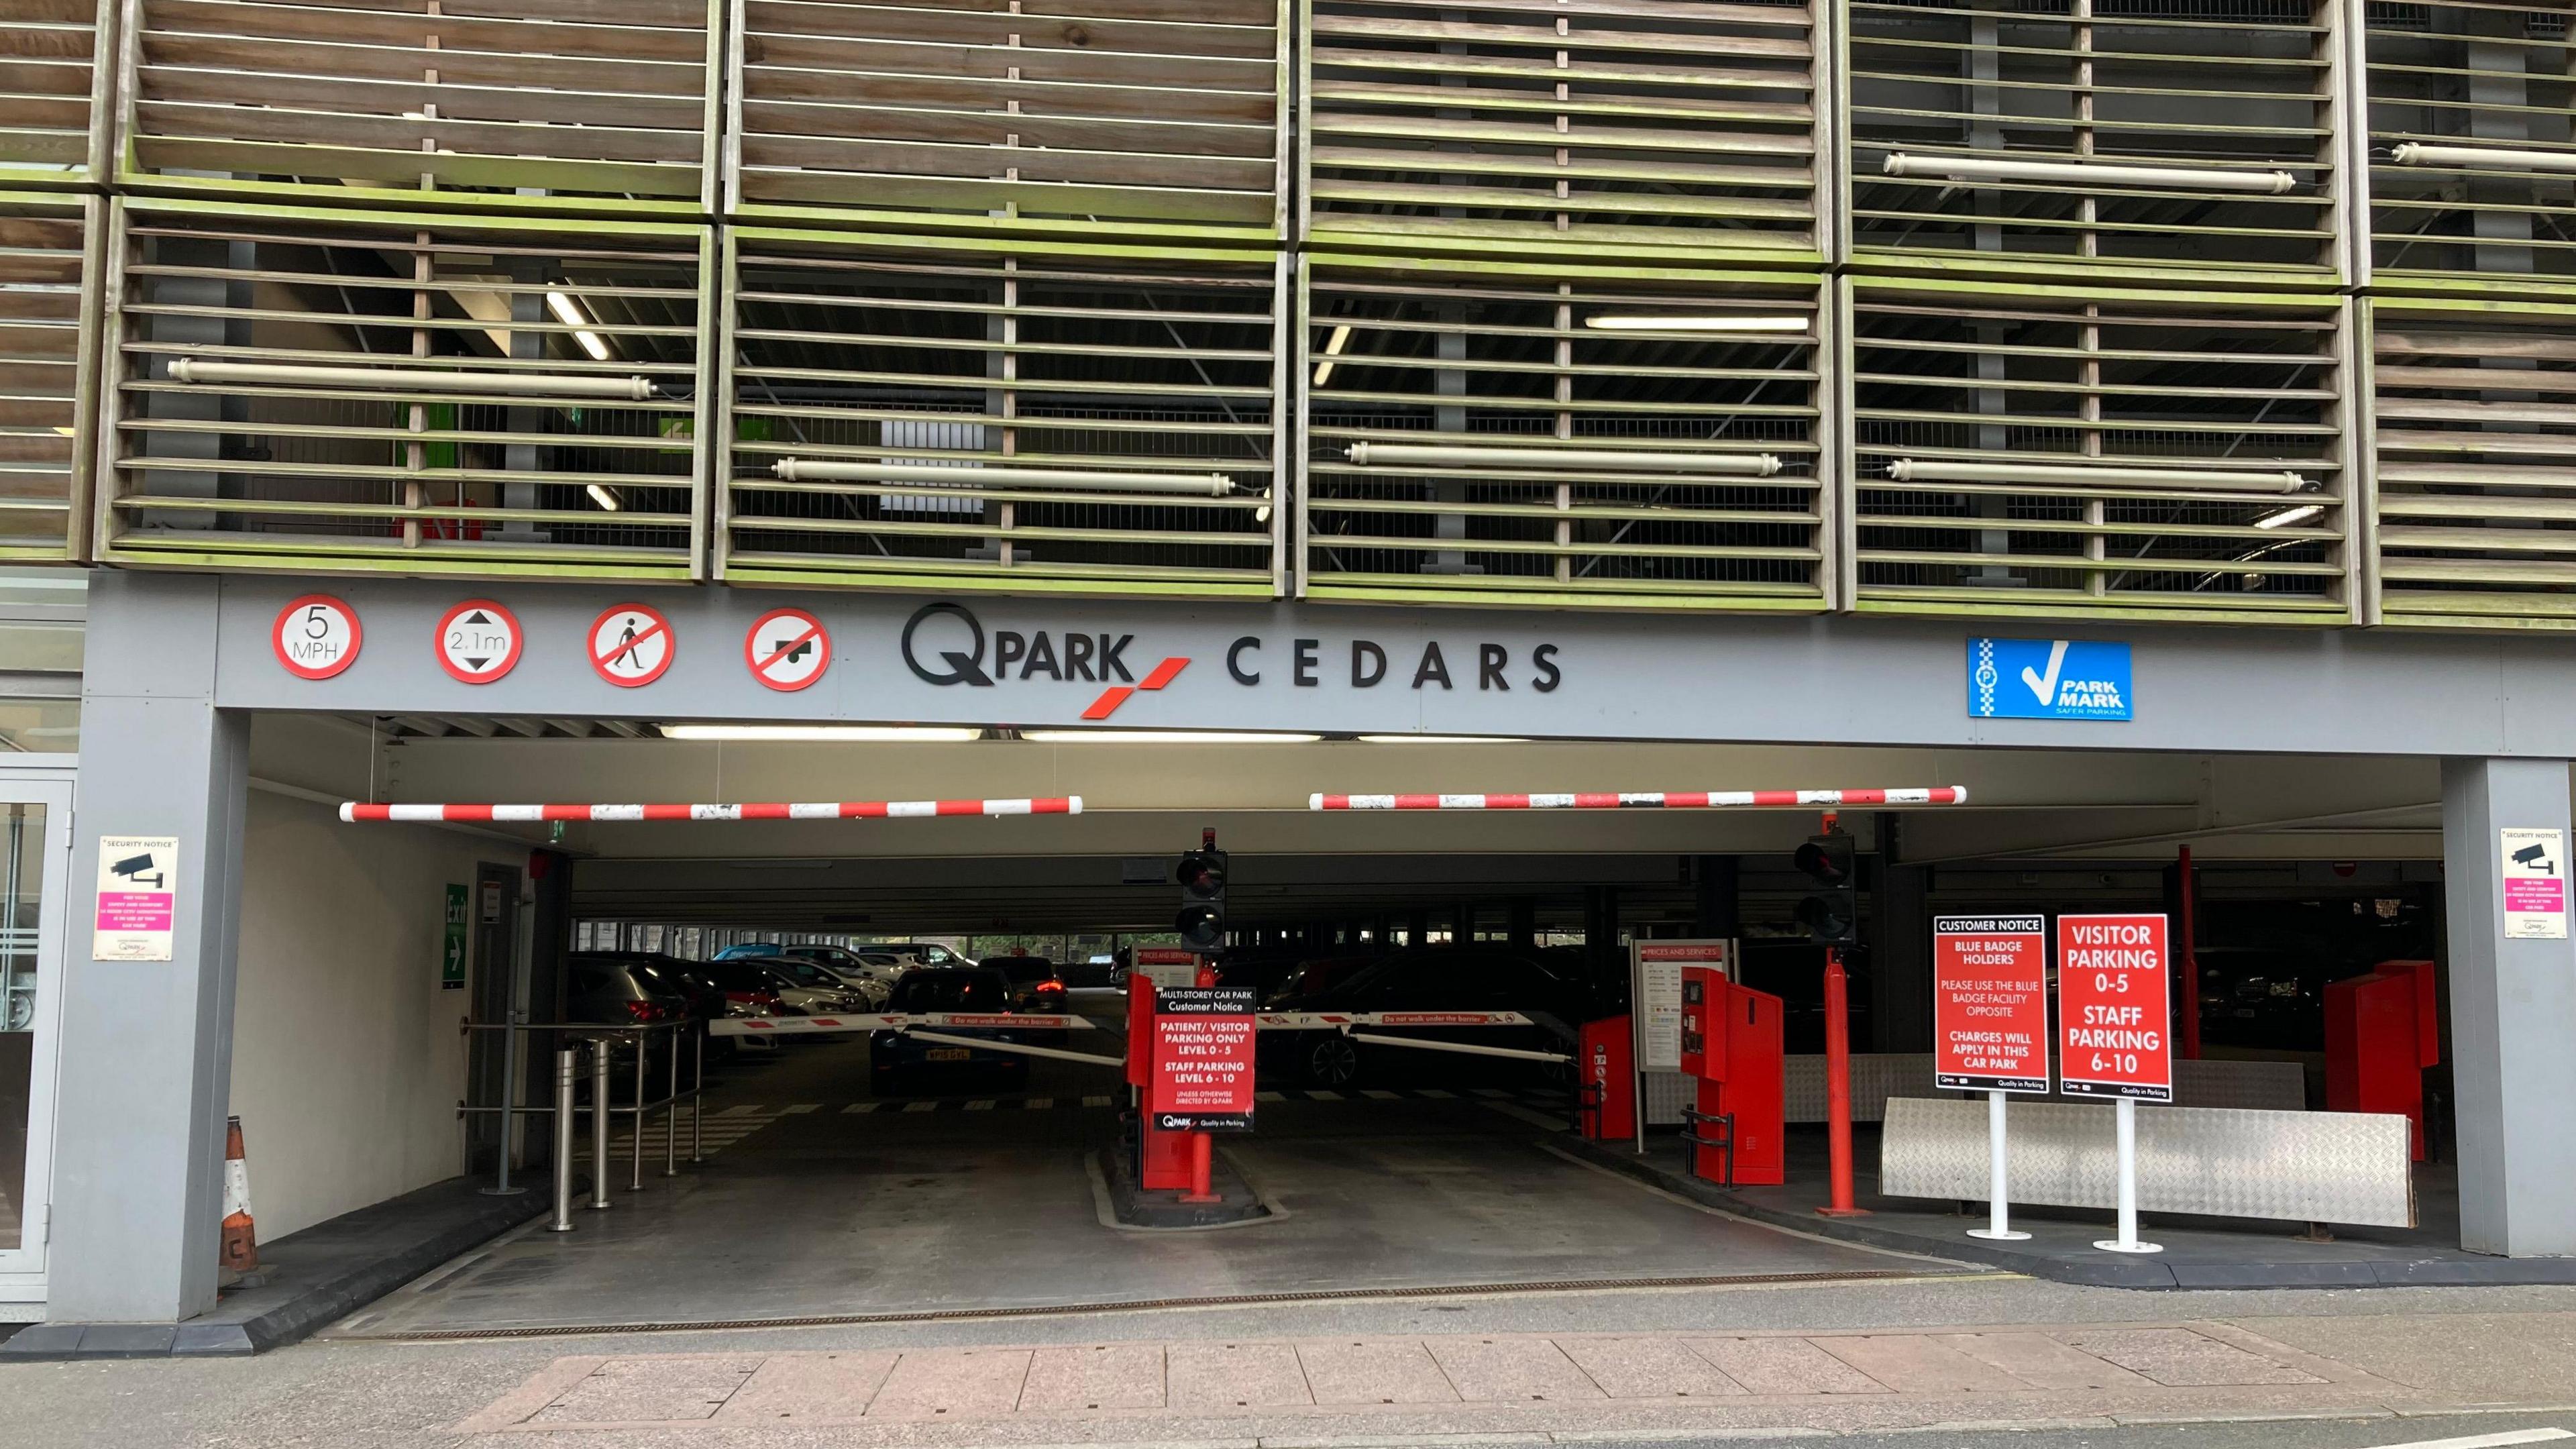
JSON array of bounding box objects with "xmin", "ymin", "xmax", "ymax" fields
[{"xmin": 2055, "ymin": 913, "xmax": 2172, "ymax": 1102}]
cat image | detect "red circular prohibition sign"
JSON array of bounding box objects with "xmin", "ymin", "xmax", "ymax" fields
[
  {"xmin": 272, "ymin": 594, "xmax": 363, "ymax": 680},
  {"xmin": 744, "ymin": 608, "xmax": 832, "ymax": 692},
  {"xmin": 588, "ymin": 603, "xmax": 676, "ymax": 688}
]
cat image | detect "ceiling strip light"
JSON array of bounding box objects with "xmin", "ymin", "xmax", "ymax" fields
[
  {"xmin": 546, "ymin": 290, "xmax": 615, "ymax": 362},
  {"xmin": 1020, "ymin": 730, "xmax": 1320, "ymax": 744},
  {"xmin": 2390, "ymin": 143, "xmax": 2576, "ymax": 175},
  {"xmin": 168, "ymin": 359, "xmax": 656, "ymax": 400},
  {"xmin": 1345, "ymin": 443, "xmax": 1781, "ymax": 476},
  {"xmin": 1583, "ymin": 315, "xmax": 1809, "ymax": 333},
  {"xmin": 1885, "ymin": 459, "xmax": 2310, "ymax": 494},
  {"xmin": 773, "ymin": 459, "xmax": 1242, "ymax": 498},
  {"xmin": 657, "ymin": 724, "xmax": 981, "ymax": 743}
]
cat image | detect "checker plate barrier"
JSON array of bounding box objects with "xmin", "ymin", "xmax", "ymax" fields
[{"xmin": 1879, "ymin": 1097, "xmax": 2416, "ymax": 1228}]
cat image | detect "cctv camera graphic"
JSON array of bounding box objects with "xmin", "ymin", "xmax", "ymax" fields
[
  {"xmin": 2514, "ymin": 842, "xmax": 2555, "ymax": 874},
  {"xmin": 110, "ymin": 852, "xmax": 166, "ymax": 891}
]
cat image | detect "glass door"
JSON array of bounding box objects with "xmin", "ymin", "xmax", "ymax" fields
[{"xmin": 0, "ymin": 773, "xmax": 73, "ymax": 1283}]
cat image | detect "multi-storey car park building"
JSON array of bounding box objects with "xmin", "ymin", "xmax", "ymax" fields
[{"xmin": 0, "ymin": 0, "xmax": 2567, "ymax": 1345}]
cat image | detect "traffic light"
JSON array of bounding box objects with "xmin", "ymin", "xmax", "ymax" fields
[
  {"xmin": 1792, "ymin": 831, "xmax": 1858, "ymax": 945},
  {"xmin": 1175, "ymin": 833, "xmax": 1229, "ymax": 952}
]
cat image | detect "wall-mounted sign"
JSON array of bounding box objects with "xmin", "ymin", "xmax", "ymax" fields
[
  {"xmin": 1933, "ymin": 916, "xmax": 2051, "ymax": 1093},
  {"xmin": 2057, "ymin": 913, "xmax": 2173, "ymax": 1102},
  {"xmin": 442, "ymin": 883, "xmax": 468, "ymax": 991},
  {"xmin": 1150, "ymin": 986, "xmax": 1256, "ymax": 1131},
  {"xmin": 93, "ymin": 835, "xmax": 178, "ymax": 962},
  {"xmin": 272, "ymin": 595, "xmax": 362, "ymax": 681},
  {"xmin": 1631, "ymin": 940, "xmax": 1729, "ymax": 1073},
  {"xmin": 746, "ymin": 608, "xmax": 831, "ymax": 692},
  {"xmin": 589, "ymin": 603, "xmax": 674, "ymax": 688},
  {"xmin": 2500, "ymin": 827, "xmax": 2568, "ymax": 941},
  {"xmin": 436, "ymin": 600, "xmax": 522, "ymax": 685},
  {"xmin": 1969, "ymin": 639, "xmax": 2132, "ymax": 721}
]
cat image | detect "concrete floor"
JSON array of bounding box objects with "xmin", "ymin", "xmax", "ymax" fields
[{"xmin": 333, "ymin": 999, "xmax": 1956, "ymax": 1338}]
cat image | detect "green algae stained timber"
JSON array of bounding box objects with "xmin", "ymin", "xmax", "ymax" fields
[
  {"xmin": 0, "ymin": 190, "xmax": 99, "ymax": 562},
  {"xmin": 0, "ymin": 0, "xmax": 112, "ymax": 187}
]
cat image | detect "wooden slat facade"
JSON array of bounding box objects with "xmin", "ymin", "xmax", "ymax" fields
[
  {"xmin": 731, "ymin": 0, "xmax": 1287, "ymax": 238},
  {"xmin": 1850, "ymin": 276, "xmax": 2359, "ymax": 621},
  {"xmin": 1847, "ymin": 0, "xmax": 2348, "ymax": 281},
  {"xmin": 718, "ymin": 230, "xmax": 1285, "ymax": 595},
  {"xmin": 117, "ymin": 0, "xmax": 719, "ymax": 214},
  {"xmin": 0, "ymin": 0, "xmax": 111, "ymax": 186},
  {"xmin": 1303, "ymin": 0, "xmax": 1823, "ymax": 260},
  {"xmin": 1301, "ymin": 256, "xmax": 1829, "ymax": 608},
  {"xmin": 0, "ymin": 192, "xmax": 101, "ymax": 561},
  {"xmin": 99, "ymin": 200, "xmax": 714, "ymax": 578},
  {"xmin": 2369, "ymin": 294, "xmax": 2576, "ymax": 627},
  {"xmin": 2363, "ymin": 1, "xmax": 2575, "ymax": 291}
]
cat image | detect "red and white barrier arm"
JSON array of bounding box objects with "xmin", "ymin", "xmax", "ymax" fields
[
  {"xmin": 710, "ymin": 1011, "xmax": 1099, "ymax": 1039},
  {"xmin": 341, "ymin": 797, "xmax": 1081, "ymax": 824},
  {"xmin": 1253, "ymin": 1011, "xmax": 1535, "ymax": 1030},
  {"xmin": 1309, "ymin": 787, "xmax": 1966, "ymax": 811}
]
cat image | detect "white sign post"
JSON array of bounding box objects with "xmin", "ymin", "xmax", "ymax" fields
[
  {"xmin": 93, "ymin": 835, "xmax": 179, "ymax": 962},
  {"xmin": 1629, "ymin": 940, "xmax": 1730, "ymax": 1152},
  {"xmin": 1933, "ymin": 916, "xmax": 2051, "ymax": 1242},
  {"xmin": 2500, "ymin": 827, "xmax": 2568, "ymax": 940}
]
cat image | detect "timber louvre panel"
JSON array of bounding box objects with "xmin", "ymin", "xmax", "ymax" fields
[
  {"xmin": 0, "ymin": 193, "xmax": 101, "ymax": 561},
  {"xmin": 2363, "ymin": 1, "xmax": 2576, "ymax": 291},
  {"xmin": 718, "ymin": 231, "xmax": 1285, "ymax": 596},
  {"xmin": 1849, "ymin": 278, "xmax": 2354, "ymax": 621},
  {"xmin": 2370, "ymin": 296, "xmax": 2576, "ymax": 628},
  {"xmin": 0, "ymin": 0, "xmax": 111, "ymax": 187},
  {"xmin": 1302, "ymin": 0, "xmax": 1825, "ymax": 260},
  {"xmin": 99, "ymin": 201, "xmax": 714, "ymax": 579},
  {"xmin": 729, "ymin": 0, "xmax": 1288, "ymax": 239},
  {"xmin": 119, "ymin": 0, "xmax": 719, "ymax": 215},
  {"xmin": 1845, "ymin": 0, "xmax": 2345, "ymax": 280},
  {"xmin": 1301, "ymin": 258, "xmax": 1829, "ymax": 609}
]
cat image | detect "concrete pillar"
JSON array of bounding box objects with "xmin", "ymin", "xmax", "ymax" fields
[
  {"xmin": 2441, "ymin": 757, "xmax": 2576, "ymax": 1257},
  {"xmin": 1507, "ymin": 897, "xmax": 1535, "ymax": 951},
  {"xmin": 1874, "ymin": 863, "xmax": 1932, "ymax": 1053},
  {"xmin": 48, "ymin": 574, "xmax": 250, "ymax": 1322},
  {"xmin": 1692, "ymin": 855, "xmax": 1739, "ymax": 938}
]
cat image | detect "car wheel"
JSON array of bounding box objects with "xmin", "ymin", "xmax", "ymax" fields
[{"xmin": 1301, "ymin": 1034, "xmax": 1360, "ymax": 1088}]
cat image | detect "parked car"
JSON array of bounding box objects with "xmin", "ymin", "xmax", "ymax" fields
[
  {"xmin": 869, "ymin": 967, "xmax": 1032, "ymax": 1095},
  {"xmin": 988, "ymin": 957, "xmax": 1069, "ymax": 1016},
  {"xmin": 779, "ymin": 944, "xmax": 898, "ymax": 1006},
  {"xmin": 566, "ymin": 954, "xmax": 692, "ymax": 1028},
  {"xmin": 867, "ymin": 941, "xmax": 969, "ymax": 971},
  {"xmin": 729, "ymin": 953, "xmax": 873, "ymax": 1018},
  {"xmin": 1257, "ymin": 948, "xmax": 1592, "ymax": 1088}
]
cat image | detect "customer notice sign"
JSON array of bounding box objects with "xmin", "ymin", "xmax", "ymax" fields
[{"xmin": 1932, "ymin": 916, "xmax": 2050, "ymax": 1093}]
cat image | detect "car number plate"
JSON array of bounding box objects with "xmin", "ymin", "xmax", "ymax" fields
[{"xmin": 925, "ymin": 1047, "xmax": 972, "ymax": 1061}]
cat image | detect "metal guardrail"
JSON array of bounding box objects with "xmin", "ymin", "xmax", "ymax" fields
[
  {"xmin": 1878, "ymin": 1095, "xmax": 2416, "ymax": 1229},
  {"xmin": 459, "ymin": 1019, "xmax": 705, "ymax": 1201}
]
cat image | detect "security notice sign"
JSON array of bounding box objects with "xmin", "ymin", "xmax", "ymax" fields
[
  {"xmin": 1932, "ymin": 916, "xmax": 2051, "ymax": 1092},
  {"xmin": 1631, "ymin": 939, "xmax": 1729, "ymax": 1073},
  {"xmin": 2056, "ymin": 913, "xmax": 2173, "ymax": 1101},
  {"xmin": 94, "ymin": 835, "xmax": 178, "ymax": 962},
  {"xmin": 2500, "ymin": 828, "xmax": 2568, "ymax": 940},
  {"xmin": 1151, "ymin": 986, "xmax": 1256, "ymax": 1131}
]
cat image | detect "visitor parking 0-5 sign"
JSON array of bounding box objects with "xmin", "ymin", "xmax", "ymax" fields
[
  {"xmin": 1932, "ymin": 916, "xmax": 2050, "ymax": 1093},
  {"xmin": 2056, "ymin": 913, "xmax": 2173, "ymax": 1101}
]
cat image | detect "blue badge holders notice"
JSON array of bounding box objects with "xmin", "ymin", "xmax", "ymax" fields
[{"xmin": 1968, "ymin": 639, "xmax": 2133, "ymax": 720}]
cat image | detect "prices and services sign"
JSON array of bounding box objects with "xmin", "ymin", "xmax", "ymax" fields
[
  {"xmin": 1932, "ymin": 916, "xmax": 2051, "ymax": 1093},
  {"xmin": 1631, "ymin": 939, "xmax": 1729, "ymax": 1073},
  {"xmin": 1151, "ymin": 986, "xmax": 1256, "ymax": 1131},
  {"xmin": 2056, "ymin": 913, "xmax": 2173, "ymax": 1102}
]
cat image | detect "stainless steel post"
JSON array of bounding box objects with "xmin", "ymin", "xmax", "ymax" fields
[
  {"xmin": 547, "ymin": 1048, "xmax": 576, "ymax": 1232},
  {"xmin": 631, "ymin": 1036, "xmax": 647, "ymax": 1192},
  {"xmin": 2094, "ymin": 1096, "xmax": 2162, "ymax": 1254},
  {"xmin": 588, "ymin": 1039, "xmax": 612, "ymax": 1210},
  {"xmin": 484, "ymin": 1012, "xmax": 529, "ymax": 1196},
  {"xmin": 1967, "ymin": 1089, "xmax": 2029, "ymax": 1241},
  {"xmin": 691, "ymin": 1030, "xmax": 704, "ymax": 1163},
  {"xmin": 664, "ymin": 1024, "xmax": 679, "ymax": 1177}
]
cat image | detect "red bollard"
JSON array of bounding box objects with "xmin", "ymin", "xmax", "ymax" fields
[
  {"xmin": 1182, "ymin": 1130, "xmax": 1218, "ymax": 1203},
  {"xmin": 1817, "ymin": 947, "xmax": 1866, "ymax": 1216}
]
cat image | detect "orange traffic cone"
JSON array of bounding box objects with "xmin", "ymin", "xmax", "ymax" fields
[{"xmin": 219, "ymin": 1116, "xmax": 259, "ymax": 1275}]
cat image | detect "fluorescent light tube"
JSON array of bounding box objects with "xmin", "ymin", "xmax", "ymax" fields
[
  {"xmin": 773, "ymin": 459, "xmax": 1240, "ymax": 498},
  {"xmin": 2254, "ymin": 504, "xmax": 2324, "ymax": 530},
  {"xmin": 585, "ymin": 484, "xmax": 622, "ymax": 512},
  {"xmin": 1313, "ymin": 323, "xmax": 1353, "ymax": 387},
  {"xmin": 2391, "ymin": 143, "xmax": 2576, "ymax": 175},
  {"xmin": 1885, "ymin": 459, "xmax": 2309, "ymax": 494},
  {"xmin": 1020, "ymin": 730, "xmax": 1320, "ymax": 744},
  {"xmin": 547, "ymin": 290, "xmax": 614, "ymax": 362},
  {"xmin": 1354, "ymin": 735, "xmax": 1530, "ymax": 744},
  {"xmin": 657, "ymin": 724, "xmax": 983, "ymax": 742}
]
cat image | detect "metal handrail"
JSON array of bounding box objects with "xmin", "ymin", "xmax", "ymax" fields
[{"xmin": 458, "ymin": 1018, "xmax": 707, "ymax": 1197}]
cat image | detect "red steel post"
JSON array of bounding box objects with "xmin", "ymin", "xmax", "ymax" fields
[
  {"xmin": 1183, "ymin": 1130, "xmax": 1217, "ymax": 1203},
  {"xmin": 2178, "ymin": 845, "xmax": 2202, "ymax": 1059},
  {"xmin": 1818, "ymin": 946, "xmax": 1864, "ymax": 1216}
]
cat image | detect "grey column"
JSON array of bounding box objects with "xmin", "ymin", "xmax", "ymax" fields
[
  {"xmin": 1873, "ymin": 863, "xmax": 1932, "ymax": 1053},
  {"xmin": 49, "ymin": 574, "xmax": 250, "ymax": 1322},
  {"xmin": 2440, "ymin": 756, "xmax": 2576, "ymax": 1258}
]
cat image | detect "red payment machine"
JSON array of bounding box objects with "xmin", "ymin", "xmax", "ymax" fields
[
  {"xmin": 1677, "ymin": 965, "xmax": 1785, "ymax": 1185},
  {"xmin": 1576, "ymin": 1015, "xmax": 1636, "ymax": 1142},
  {"xmin": 2324, "ymin": 959, "xmax": 2440, "ymax": 1161}
]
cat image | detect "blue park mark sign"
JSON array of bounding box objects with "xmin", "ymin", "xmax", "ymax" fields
[{"xmin": 1968, "ymin": 639, "xmax": 2133, "ymax": 721}]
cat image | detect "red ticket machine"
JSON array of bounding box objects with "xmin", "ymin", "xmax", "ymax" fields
[
  {"xmin": 1126, "ymin": 977, "xmax": 1194, "ymax": 1189},
  {"xmin": 1678, "ymin": 966, "xmax": 1786, "ymax": 1185},
  {"xmin": 2325, "ymin": 959, "xmax": 2440, "ymax": 1161},
  {"xmin": 1577, "ymin": 1015, "xmax": 1635, "ymax": 1142}
]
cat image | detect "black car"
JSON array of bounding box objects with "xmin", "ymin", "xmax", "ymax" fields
[
  {"xmin": 870, "ymin": 967, "xmax": 1032, "ymax": 1095},
  {"xmin": 987, "ymin": 957, "xmax": 1069, "ymax": 1016},
  {"xmin": 565, "ymin": 954, "xmax": 692, "ymax": 1028},
  {"xmin": 1257, "ymin": 948, "xmax": 1591, "ymax": 1089}
]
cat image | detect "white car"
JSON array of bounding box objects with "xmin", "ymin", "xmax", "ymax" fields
[{"xmin": 780, "ymin": 945, "xmax": 900, "ymax": 1008}]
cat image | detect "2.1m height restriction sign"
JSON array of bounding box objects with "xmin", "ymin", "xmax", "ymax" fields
[
  {"xmin": 1932, "ymin": 916, "xmax": 2050, "ymax": 1093},
  {"xmin": 2057, "ymin": 913, "xmax": 2173, "ymax": 1102}
]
